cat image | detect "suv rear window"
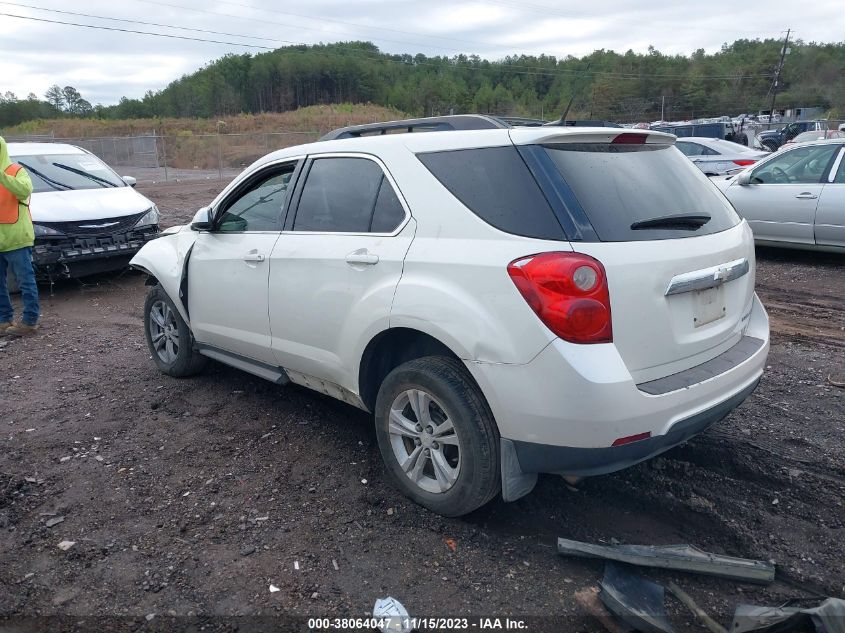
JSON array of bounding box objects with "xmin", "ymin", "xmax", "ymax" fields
[
  {"xmin": 417, "ymin": 146, "xmax": 565, "ymax": 240},
  {"xmin": 543, "ymin": 143, "xmax": 740, "ymax": 241}
]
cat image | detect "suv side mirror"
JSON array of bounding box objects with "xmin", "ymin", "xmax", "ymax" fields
[
  {"xmin": 122, "ymin": 176, "xmax": 137, "ymax": 188},
  {"xmin": 191, "ymin": 206, "xmax": 213, "ymax": 231},
  {"xmin": 736, "ymin": 171, "xmax": 752, "ymax": 186}
]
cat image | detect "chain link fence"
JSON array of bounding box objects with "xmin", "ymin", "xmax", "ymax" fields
[{"xmin": 4, "ymin": 131, "xmax": 320, "ymax": 184}]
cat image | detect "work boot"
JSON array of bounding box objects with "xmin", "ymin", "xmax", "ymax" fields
[
  {"xmin": 4, "ymin": 322, "xmax": 39, "ymax": 337},
  {"xmin": 0, "ymin": 321, "xmax": 11, "ymax": 335}
]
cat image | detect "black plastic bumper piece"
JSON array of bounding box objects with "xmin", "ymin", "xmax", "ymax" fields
[{"xmin": 510, "ymin": 378, "xmax": 760, "ymax": 477}]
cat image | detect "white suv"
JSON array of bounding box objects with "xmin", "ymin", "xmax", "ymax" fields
[{"xmin": 131, "ymin": 115, "xmax": 770, "ymax": 517}]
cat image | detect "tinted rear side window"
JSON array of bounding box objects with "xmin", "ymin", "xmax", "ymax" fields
[
  {"xmin": 370, "ymin": 179, "xmax": 406, "ymax": 233},
  {"xmin": 293, "ymin": 157, "xmax": 383, "ymax": 232},
  {"xmin": 543, "ymin": 144, "xmax": 740, "ymax": 241},
  {"xmin": 418, "ymin": 147, "xmax": 565, "ymax": 240}
]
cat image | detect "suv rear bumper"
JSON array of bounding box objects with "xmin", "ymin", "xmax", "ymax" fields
[
  {"xmin": 506, "ymin": 377, "xmax": 758, "ymax": 477},
  {"xmin": 465, "ymin": 294, "xmax": 769, "ymax": 498}
]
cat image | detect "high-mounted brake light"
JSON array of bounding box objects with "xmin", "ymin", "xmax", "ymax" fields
[
  {"xmin": 611, "ymin": 133, "xmax": 647, "ymax": 145},
  {"xmin": 732, "ymin": 159, "xmax": 757, "ymax": 166},
  {"xmin": 507, "ymin": 252, "xmax": 612, "ymax": 344}
]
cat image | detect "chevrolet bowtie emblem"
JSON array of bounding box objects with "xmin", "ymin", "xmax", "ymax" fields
[{"xmin": 713, "ymin": 267, "xmax": 730, "ymax": 282}]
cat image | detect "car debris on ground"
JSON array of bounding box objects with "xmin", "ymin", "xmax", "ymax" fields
[
  {"xmin": 598, "ymin": 563, "xmax": 675, "ymax": 633},
  {"xmin": 373, "ymin": 597, "xmax": 411, "ymax": 633},
  {"xmin": 557, "ymin": 537, "xmax": 775, "ymax": 584},
  {"xmin": 732, "ymin": 598, "xmax": 845, "ymax": 633}
]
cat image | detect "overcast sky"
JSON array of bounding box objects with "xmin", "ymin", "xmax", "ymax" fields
[{"xmin": 2, "ymin": 0, "xmax": 842, "ymax": 106}]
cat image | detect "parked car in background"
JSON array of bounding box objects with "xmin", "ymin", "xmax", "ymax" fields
[
  {"xmin": 651, "ymin": 119, "xmax": 761, "ymax": 148},
  {"xmin": 674, "ymin": 137, "xmax": 769, "ymax": 176},
  {"xmin": 7, "ymin": 143, "xmax": 159, "ymax": 287},
  {"xmin": 756, "ymin": 120, "xmax": 827, "ymax": 151},
  {"xmin": 131, "ymin": 115, "xmax": 769, "ymax": 517},
  {"xmin": 781, "ymin": 129, "xmax": 845, "ymax": 148},
  {"xmin": 715, "ymin": 139, "xmax": 844, "ymax": 252}
]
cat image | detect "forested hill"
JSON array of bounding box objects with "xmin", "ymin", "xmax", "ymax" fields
[
  {"xmin": 4, "ymin": 39, "xmax": 845, "ymax": 128},
  {"xmin": 117, "ymin": 40, "xmax": 843, "ymax": 121}
]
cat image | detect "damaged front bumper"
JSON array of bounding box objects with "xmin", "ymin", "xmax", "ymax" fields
[{"xmin": 33, "ymin": 226, "xmax": 160, "ymax": 281}]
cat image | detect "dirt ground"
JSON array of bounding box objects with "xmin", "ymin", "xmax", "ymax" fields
[{"xmin": 1, "ymin": 179, "xmax": 843, "ymax": 632}]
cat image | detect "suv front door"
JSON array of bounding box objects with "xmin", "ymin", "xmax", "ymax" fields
[
  {"xmin": 189, "ymin": 160, "xmax": 300, "ymax": 363},
  {"xmin": 268, "ymin": 154, "xmax": 415, "ymax": 390}
]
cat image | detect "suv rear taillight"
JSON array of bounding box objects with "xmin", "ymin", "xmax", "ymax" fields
[{"xmin": 507, "ymin": 252, "xmax": 612, "ymax": 344}]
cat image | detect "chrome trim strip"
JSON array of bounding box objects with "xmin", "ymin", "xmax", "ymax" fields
[{"xmin": 665, "ymin": 257, "xmax": 749, "ymax": 296}]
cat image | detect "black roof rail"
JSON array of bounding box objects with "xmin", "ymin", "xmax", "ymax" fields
[
  {"xmin": 543, "ymin": 119, "xmax": 623, "ymax": 128},
  {"xmin": 494, "ymin": 116, "xmax": 549, "ymax": 127},
  {"xmin": 319, "ymin": 114, "xmax": 509, "ymax": 141}
]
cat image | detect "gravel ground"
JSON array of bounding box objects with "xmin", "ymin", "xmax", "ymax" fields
[{"xmin": 0, "ymin": 180, "xmax": 843, "ymax": 632}]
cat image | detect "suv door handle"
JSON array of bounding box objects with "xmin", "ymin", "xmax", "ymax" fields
[
  {"xmin": 346, "ymin": 249, "xmax": 379, "ymax": 266},
  {"xmin": 795, "ymin": 192, "xmax": 818, "ymax": 199},
  {"xmin": 243, "ymin": 252, "xmax": 265, "ymax": 262}
]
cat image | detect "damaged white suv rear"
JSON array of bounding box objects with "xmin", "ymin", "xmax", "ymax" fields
[{"xmin": 131, "ymin": 115, "xmax": 769, "ymax": 517}]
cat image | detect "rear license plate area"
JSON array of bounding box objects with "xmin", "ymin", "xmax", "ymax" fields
[{"xmin": 693, "ymin": 286, "xmax": 726, "ymax": 328}]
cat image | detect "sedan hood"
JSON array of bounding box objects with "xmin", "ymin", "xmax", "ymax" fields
[{"xmin": 30, "ymin": 187, "xmax": 154, "ymax": 223}]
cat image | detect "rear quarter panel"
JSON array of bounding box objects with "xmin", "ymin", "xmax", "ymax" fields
[{"xmin": 385, "ymin": 143, "xmax": 562, "ymax": 364}]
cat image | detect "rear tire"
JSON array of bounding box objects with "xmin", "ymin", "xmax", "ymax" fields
[
  {"xmin": 143, "ymin": 285, "xmax": 206, "ymax": 377},
  {"xmin": 374, "ymin": 356, "xmax": 500, "ymax": 517}
]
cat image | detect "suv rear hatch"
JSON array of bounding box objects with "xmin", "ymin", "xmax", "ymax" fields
[{"xmin": 511, "ymin": 129, "xmax": 755, "ymax": 383}]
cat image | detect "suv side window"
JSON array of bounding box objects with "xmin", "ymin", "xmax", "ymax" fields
[
  {"xmin": 217, "ymin": 165, "xmax": 296, "ymax": 232},
  {"xmin": 293, "ymin": 157, "xmax": 404, "ymax": 233},
  {"xmin": 370, "ymin": 178, "xmax": 406, "ymax": 233},
  {"xmin": 750, "ymin": 144, "xmax": 839, "ymax": 184},
  {"xmin": 418, "ymin": 146, "xmax": 565, "ymax": 240}
]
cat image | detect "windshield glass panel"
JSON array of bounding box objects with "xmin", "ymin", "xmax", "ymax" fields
[{"xmin": 10, "ymin": 153, "xmax": 125, "ymax": 193}]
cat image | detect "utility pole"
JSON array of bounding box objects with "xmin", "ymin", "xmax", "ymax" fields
[
  {"xmin": 661, "ymin": 95, "xmax": 665, "ymax": 121},
  {"xmin": 769, "ymin": 29, "xmax": 790, "ymax": 120}
]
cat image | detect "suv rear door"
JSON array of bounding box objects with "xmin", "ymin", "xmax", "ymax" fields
[{"xmin": 268, "ymin": 154, "xmax": 415, "ymax": 388}]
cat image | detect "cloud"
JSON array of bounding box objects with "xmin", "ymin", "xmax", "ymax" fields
[{"xmin": 1, "ymin": 0, "xmax": 842, "ymax": 105}]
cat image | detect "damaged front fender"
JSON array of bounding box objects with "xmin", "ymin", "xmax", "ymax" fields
[{"xmin": 130, "ymin": 225, "xmax": 198, "ymax": 325}]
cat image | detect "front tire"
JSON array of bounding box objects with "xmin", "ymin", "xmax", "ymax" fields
[
  {"xmin": 144, "ymin": 285, "xmax": 207, "ymax": 377},
  {"xmin": 374, "ymin": 356, "xmax": 500, "ymax": 517}
]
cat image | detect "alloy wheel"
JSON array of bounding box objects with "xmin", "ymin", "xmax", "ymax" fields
[
  {"xmin": 388, "ymin": 389, "xmax": 461, "ymax": 494},
  {"xmin": 148, "ymin": 300, "xmax": 180, "ymax": 364}
]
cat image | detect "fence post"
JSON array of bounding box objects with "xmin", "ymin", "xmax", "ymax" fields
[
  {"xmin": 216, "ymin": 120, "xmax": 226, "ymax": 181},
  {"xmin": 161, "ymin": 135, "xmax": 169, "ymax": 182}
]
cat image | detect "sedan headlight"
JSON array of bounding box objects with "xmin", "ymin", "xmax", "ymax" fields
[
  {"xmin": 33, "ymin": 224, "xmax": 66, "ymax": 238},
  {"xmin": 135, "ymin": 205, "xmax": 160, "ymax": 228}
]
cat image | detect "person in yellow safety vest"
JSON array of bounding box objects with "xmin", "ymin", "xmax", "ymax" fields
[{"xmin": 0, "ymin": 135, "xmax": 40, "ymax": 337}]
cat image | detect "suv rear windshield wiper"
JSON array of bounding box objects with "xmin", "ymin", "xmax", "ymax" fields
[
  {"xmin": 17, "ymin": 161, "xmax": 72, "ymax": 191},
  {"xmin": 52, "ymin": 162, "xmax": 118, "ymax": 188},
  {"xmin": 630, "ymin": 213, "xmax": 711, "ymax": 231}
]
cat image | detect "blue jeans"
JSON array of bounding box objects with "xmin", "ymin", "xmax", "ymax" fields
[{"xmin": 0, "ymin": 247, "xmax": 40, "ymax": 326}]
